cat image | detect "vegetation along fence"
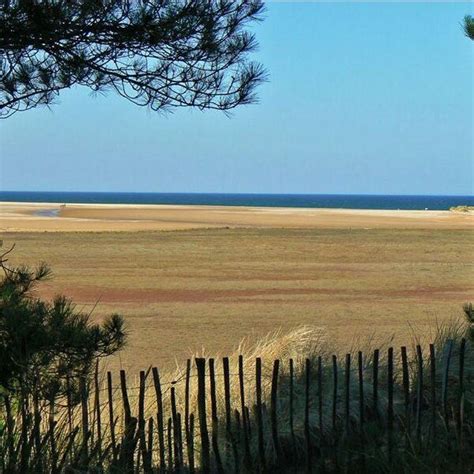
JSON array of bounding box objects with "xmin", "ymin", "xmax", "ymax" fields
[{"xmin": 0, "ymin": 338, "xmax": 473, "ymax": 473}]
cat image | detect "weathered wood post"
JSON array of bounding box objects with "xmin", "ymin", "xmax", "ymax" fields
[
  {"xmin": 344, "ymin": 353, "xmax": 351, "ymax": 434},
  {"xmin": 167, "ymin": 417, "xmax": 174, "ymax": 471},
  {"xmin": 238, "ymin": 355, "xmax": 251, "ymax": 468},
  {"xmin": 189, "ymin": 413, "xmax": 196, "ymax": 474},
  {"xmin": 441, "ymin": 340, "xmax": 453, "ymax": 429},
  {"xmin": 222, "ymin": 357, "xmax": 238, "ymax": 472},
  {"xmin": 196, "ymin": 358, "xmax": 211, "ymax": 473},
  {"xmin": 120, "ymin": 370, "xmax": 131, "ymax": 428},
  {"xmin": 332, "ymin": 355, "xmax": 338, "ymax": 433},
  {"xmin": 317, "ymin": 356, "xmax": 323, "ymax": 435},
  {"xmin": 107, "ymin": 372, "xmax": 117, "ymax": 460},
  {"xmin": 152, "ymin": 367, "xmax": 166, "ymax": 471},
  {"xmin": 387, "ymin": 347, "xmax": 394, "ymax": 464},
  {"xmin": 185, "ymin": 359, "xmax": 193, "ymax": 472},
  {"xmin": 305, "ymin": 358, "xmax": 312, "ymax": 473},
  {"xmin": 146, "ymin": 417, "xmax": 154, "ymax": 472},
  {"xmin": 458, "ymin": 338, "xmax": 466, "ymax": 447},
  {"xmin": 289, "ymin": 358, "xmax": 296, "ymax": 455},
  {"xmin": 358, "ymin": 351, "xmax": 365, "ymax": 431},
  {"xmin": 79, "ymin": 376, "xmax": 89, "ymax": 461},
  {"xmin": 139, "ymin": 371, "xmax": 149, "ymax": 472},
  {"xmin": 170, "ymin": 386, "xmax": 182, "ymax": 470},
  {"xmin": 222, "ymin": 357, "xmax": 232, "ymax": 434},
  {"xmin": 255, "ymin": 357, "xmax": 266, "ymax": 471},
  {"xmin": 94, "ymin": 362, "xmax": 103, "ymax": 466},
  {"xmin": 372, "ymin": 349, "xmax": 379, "ymax": 419},
  {"xmin": 271, "ymin": 359, "xmax": 281, "ymax": 463},
  {"xmin": 415, "ymin": 345, "xmax": 423, "ymax": 446},
  {"xmin": 209, "ymin": 358, "xmax": 224, "ymax": 473},
  {"xmin": 400, "ymin": 346, "xmax": 410, "ymax": 438},
  {"xmin": 429, "ymin": 344, "xmax": 437, "ymax": 439}
]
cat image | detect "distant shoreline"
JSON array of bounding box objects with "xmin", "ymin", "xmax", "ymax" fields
[
  {"xmin": 0, "ymin": 201, "xmax": 472, "ymax": 232},
  {"xmin": 1, "ymin": 191, "xmax": 473, "ymax": 211}
]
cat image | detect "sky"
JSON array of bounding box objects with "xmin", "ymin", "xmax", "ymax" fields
[{"xmin": 1, "ymin": 1, "xmax": 473, "ymax": 195}]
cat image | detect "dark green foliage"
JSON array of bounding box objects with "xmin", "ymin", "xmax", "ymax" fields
[
  {"xmin": 0, "ymin": 246, "xmax": 126, "ymax": 399},
  {"xmin": 0, "ymin": 0, "xmax": 266, "ymax": 117},
  {"xmin": 464, "ymin": 15, "xmax": 474, "ymax": 40}
]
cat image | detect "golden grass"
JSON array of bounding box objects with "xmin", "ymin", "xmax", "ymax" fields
[{"xmin": 2, "ymin": 227, "xmax": 473, "ymax": 374}]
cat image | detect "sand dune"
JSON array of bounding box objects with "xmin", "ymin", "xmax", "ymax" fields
[{"xmin": 0, "ymin": 201, "xmax": 472, "ymax": 232}]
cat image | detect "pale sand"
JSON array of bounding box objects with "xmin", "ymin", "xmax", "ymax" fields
[{"xmin": 0, "ymin": 201, "xmax": 473, "ymax": 232}]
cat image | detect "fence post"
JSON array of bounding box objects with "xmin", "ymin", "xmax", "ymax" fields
[
  {"xmin": 184, "ymin": 359, "xmax": 192, "ymax": 472},
  {"xmin": 429, "ymin": 344, "xmax": 437, "ymax": 439},
  {"xmin": 32, "ymin": 386, "xmax": 41, "ymax": 465},
  {"xmin": 79, "ymin": 376, "xmax": 89, "ymax": 462},
  {"xmin": 255, "ymin": 357, "xmax": 266, "ymax": 471},
  {"xmin": 171, "ymin": 386, "xmax": 182, "ymax": 470},
  {"xmin": 344, "ymin": 354, "xmax": 351, "ymax": 435},
  {"xmin": 357, "ymin": 351, "xmax": 367, "ymax": 472},
  {"xmin": 317, "ymin": 356, "xmax": 323, "ymax": 435},
  {"xmin": 146, "ymin": 417, "xmax": 154, "ymax": 473},
  {"xmin": 66, "ymin": 375, "xmax": 74, "ymax": 451},
  {"xmin": 458, "ymin": 338, "xmax": 466, "ymax": 447},
  {"xmin": 196, "ymin": 358, "xmax": 211, "ymax": 473},
  {"xmin": 358, "ymin": 351, "xmax": 365, "ymax": 431},
  {"xmin": 442, "ymin": 340, "xmax": 453, "ymax": 428},
  {"xmin": 177, "ymin": 412, "xmax": 185, "ymax": 471},
  {"xmin": 400, "ymin": 346, "xmax": 410, "ymax": 438},
  {"xmin": 271, "ymin": 359, "xmax": 281, "ymax": 464},
  {"xmin": 152, "ymin": 367, "xmax": 166, "ymax": 472},
  {"xmin": 167, "ymin": 417, "xmax": 174, "ymax": 472},
  {"xmin": 289, "ymin": 358, "xmax": 296, "ymax": 455},
  {"xmin": 189, "ymin": 413, "xmax": 196, "ymax": 474},
  {"xmin": 372, "ymin": 349, "xmax": 379, "ymax": 419},
  {"xmin": 223, "ymin": 357, "xmax": 238, "ymax": 472},
  {"xmin": 185, "ymin": 359, "xmax": 191, "ymax": 464},
  {"xmin": 223, "ymin": 357, "xmax": 232, "ymax": 434},
  {"xmin": 305, "ymin": 358, "xmax": 312, "ymax": 473},
  {"xmin": 49, "ymin": 396, "xmax": 58, "ymax": 472},
  {"xmin": 107, "ymin": 372, "xmax": 117, "ymax": 461},
  {"xmin": 94, "ymin": 362, "xmax": 102, "ymax": 466},
  {"xmin": 415, "ymin": 345, "xmax": 423, "ymax": 446},
  {"xmin": 209, "ymin": 358, "xmax": 224, "ymax": 473},
  {"xmin": 332, "ymin": 355, "xmax": 338, "ymax": 433},
  {"xmin": 238, "ymin": 355, "xmax": 251, "ymax": 468},
  {"xmin": 387, "ymin": 347, "xmax": 394, "ymax": 464},
  {"xmin": 120, "ymin": 370, "xmax": 131, "ymax": 428},
  {"xmin": 139, "ymin": 371, "xmax": 149, "ymax": 472}
]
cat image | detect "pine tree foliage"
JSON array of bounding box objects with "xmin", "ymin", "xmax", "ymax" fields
[
  {"xmin": 0, "ymin": 0, "xmax": 266, "ymax": 118},
  {"xmin": 464, "ymin": 15, "xmax": 474, "ymax": 40},
  {"xmin": 0, "ymin": 245, "xmax": 126, "ymax": 400}
]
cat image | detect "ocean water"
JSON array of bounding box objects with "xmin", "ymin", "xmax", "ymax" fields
[{"xmin": 0, "ymin": 191, "xmax": 473, "ymax": 210}]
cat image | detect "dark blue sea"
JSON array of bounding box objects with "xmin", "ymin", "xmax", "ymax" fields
[{"xmin": 0, "ymin": 191, "xmax": 473, "ymax": 210}]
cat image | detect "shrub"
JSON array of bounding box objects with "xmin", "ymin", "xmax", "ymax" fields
[{"xmin": 0, "ymin": 245, "xmax": 126, "ymax": 400}]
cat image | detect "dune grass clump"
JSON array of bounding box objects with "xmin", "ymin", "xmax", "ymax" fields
[{"xmin": 449, "ymin": 205, "xmax": 474, "ymax": 213}]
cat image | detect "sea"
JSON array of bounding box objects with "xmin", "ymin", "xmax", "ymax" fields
[{"xmin": 1, "ymin": 191, "xmax": 473, "ymax": 210}]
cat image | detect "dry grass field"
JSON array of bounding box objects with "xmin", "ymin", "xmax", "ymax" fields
[{"xmin": 3, "ymin": 227, "xmax": 473, "ymax": 373}]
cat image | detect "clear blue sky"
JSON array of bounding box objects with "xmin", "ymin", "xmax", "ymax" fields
[{"xmin": 1, "ymin": 1, "xmax": 473, "ymax": 195}]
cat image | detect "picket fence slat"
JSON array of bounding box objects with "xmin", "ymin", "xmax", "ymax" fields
[{"xmin": 151, "ymin": 367, "xmax": 166, "ymax": 471}]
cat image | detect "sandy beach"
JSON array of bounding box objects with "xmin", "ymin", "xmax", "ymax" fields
[{"xmin": 1, "ymin": 201, "xmax": 472, "ymax": 232}]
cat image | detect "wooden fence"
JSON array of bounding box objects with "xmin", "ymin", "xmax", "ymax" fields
[{"xmin": 0, "ymin": 338, "xmax": 472, "ymax": 473}]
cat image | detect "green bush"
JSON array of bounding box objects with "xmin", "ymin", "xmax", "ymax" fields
[{"xmin": 0, "ymin": 245, "xmax": 126, "ymax": 400}]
